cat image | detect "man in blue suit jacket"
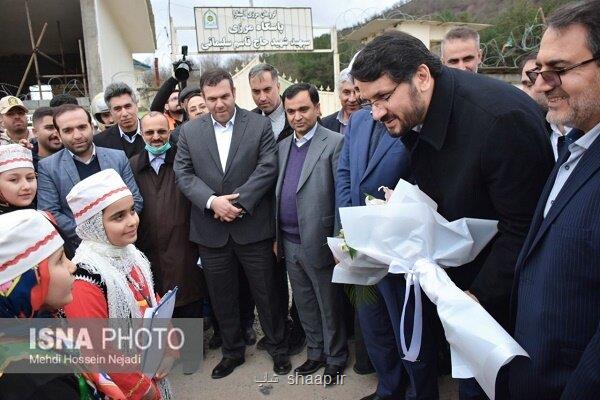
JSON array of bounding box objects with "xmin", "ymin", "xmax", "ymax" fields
[
  {"xmin": 510, "ymin": 3, "xmax": 600, "ymax": 398},
  {"xmin": 37, "ymin": 104, "xmax": 143, "ymax": 257},
  {"xmin": 337, "ymin": 107, "xmax": 414, "ymax": 400}
]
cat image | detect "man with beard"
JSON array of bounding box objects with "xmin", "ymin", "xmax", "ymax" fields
[
  {"xmin": 94, "ymin": 82, "xmax": 145, "ymax": 158},
  {"xmin": 509, "ymin": 1, "xmax": 600, "ymax": 398},
  {"xmin": 37, "ymin": 104, "xmax": 142, "ymax": 257},
  {"xmin": 520, "ymin": 53, "xmax": 576, "ymax": 161},
  {"xmin": 322, "ymin": 68, "xmax": 361, "ymax": 134},
  {"xmin": 441, "ymin": 27, "xmax": 483, "ymax": 73},
  {"xmin": 164, "ymin": 90, "xmax": 184, "ymax": 132},
  {"xmin": 351, "ymin": 31, "xmax": 554, "ymax": 399},
  {"xmin": 31, "ymin": 107, "xmax": 63, "ymax": 171},
  {"xmin": 0, "ymin": 96, "xmax": 29, "ymax": 146}
]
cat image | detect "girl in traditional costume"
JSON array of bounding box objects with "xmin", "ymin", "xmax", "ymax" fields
[
  {"xmin": 0, "ymin": 144, "xmax": 36, "ymax": 215},
  {"xmin": 63, "ymin": 169, "xmax": 171, "ymax": 400}
]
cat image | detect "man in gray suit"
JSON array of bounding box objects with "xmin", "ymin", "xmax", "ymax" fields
[
  {"xmin": 276, "ymin": 83, "xmax": 347, "ymax": 383},
  {"xmin": 37, "ymin": 104, "xmax": 143, "ymax": 257},
  {"xmin": 174, "ymin": 68, "xmax": 289, "ymax": 379}
]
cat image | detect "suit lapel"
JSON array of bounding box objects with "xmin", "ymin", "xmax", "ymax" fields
[
  {"xmin": 354, "ymin": 116, "xmax": 373, "ymax": 182},
  {"xmin": 276, "ymin": 137, "xmax": 292, "ymax": 198},
  {"xmin": 61, "ymin": 150, "xmax": 80, "ymax": 185},
  {"xmin": 297, "ymin": 126, "xmax": 327, "ymax": 193},
  {"xmin": 224, "ymin": 108, "xmax": 247, "ymax": 176},
  {"xmin": 201, "ymin": 118, "xmax": 224, "ymax": 175},
  {"xmin": 362, "ymin": 124, "xmax": 395, "ymax": 182},
  {"xmin": 522, "ymin": 137, "xmax": 600, "ymax": 263}
]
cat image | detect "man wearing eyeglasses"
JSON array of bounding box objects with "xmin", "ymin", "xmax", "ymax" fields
[
  {"xmin": 509, "ymin": 1, "xmax": 600, "ymax": 398},
  {"xmin": 351, "ymin": 30, "xmax": 554, "ymax": 399},
  {"xmin": 520, "ymin": 53, "xmax": 575, "ymax": 161}
]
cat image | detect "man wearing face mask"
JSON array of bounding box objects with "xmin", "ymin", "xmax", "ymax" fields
[{"xmin": 130, "ymin": 111, "xmax": 205, "ymax": 320}]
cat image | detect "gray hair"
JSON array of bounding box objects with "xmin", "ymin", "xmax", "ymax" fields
[
  {"xmin": 337, "ymin": 68, "xmax": 354, "ymax": 89},
  {"xmin": 104, "ymin": 82, "xmax": 137, "ymax": 106},
  {"xmin": 441, "ymin": 26, "xmax": 480, "ymax": 54},
  {"xmin": 248, "ymin": 63, "xmax": 279, "ymax": 81}
]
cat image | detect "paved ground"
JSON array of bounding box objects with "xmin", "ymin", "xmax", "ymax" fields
[{"xmin": 170, "ymin": 334, "xmax": 458, "ymax": 400}]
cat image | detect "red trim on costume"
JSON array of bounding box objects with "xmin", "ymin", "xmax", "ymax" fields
[
  {"xmin": 73, "ymin": 186, "xmax": 129, "ymax": 219},
  {"xmin": 0, "ymin": 157, "xmax": 31, "ymax": 167},
  {"xmin": 0, "ymin": 230, "xmax": 58, "ymax": 273},
  {"xmin": 30, "ymin": 259, "xmax": 50, "ymax": 311}
]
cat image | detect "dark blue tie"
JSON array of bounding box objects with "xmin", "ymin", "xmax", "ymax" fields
[{"xmin": 557, "ymin": 128, "xmax": 585, "ymax": 159}]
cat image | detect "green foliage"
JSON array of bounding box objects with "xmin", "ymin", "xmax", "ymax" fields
[{"xmin": 345, "ymin": 284, "xmax": 379, "ymax": 307}]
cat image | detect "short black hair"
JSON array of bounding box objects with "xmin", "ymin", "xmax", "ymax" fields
[
  {"xmin": 53, "ymin": 104, "xmax": 92, "ymax": 130},
  {"xmin": 547, "ymin": 0, "xmax": 600, "ymax": 61},
  {"xmin": 200, "ymin": 68, "xmax": 234, "ymax": 92},
  {"xmin": 518, "ymin": 52, "xmax": 538, "ymax": 72},
  {"xmin": 104, "ymin": 82, "xmax": 137, "ymax": 105},
  {"xmin": 32, "ymin": 106, "xmax": 54, "ymax": 125},
  {"xmin": 282, "ymin": 83, "xmax": 319, "ymax": 105},
  {"xmin": 351, "ymin": 31, "xmax": 443, "ymax": 84},
  {"xmin": 49, "ymin": 94, "xmax": 78, "ymax": 107}
]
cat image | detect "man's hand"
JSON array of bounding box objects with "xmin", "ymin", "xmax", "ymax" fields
[
  {"xmin": 18, "ymin": 138, "xmax": 33, "ymax": 150},
  {"xmin": 211, "ymin": 193, "xmax": 242, "ymax": 222},
  {"xmin": 465, "ymin": 290, "xmax": 479, "ymax": 304}
]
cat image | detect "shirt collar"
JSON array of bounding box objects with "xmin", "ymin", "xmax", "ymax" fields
[
  {"xmin": 294, "ymin": 123, "xmax": 318, "ymax": 144},
  {"xmin": 148, "ymin": 151, "xmax": 166, "ymax": 163},
  {"xmin": 68, "ymin": 144, "xmax": 96, "ymax": 164},
  {"xmin": 264, "ymin": 101, "xmax": 284, "ymax": 121},
  {"xmin": 336, "ymin": 109, "xmax": 349, "ymax": 126},
  {"xmin": 118, "ymin": 120, "xmax": 141, "ymax": 139},
  {"xmin": 211, "ymin": 109, "xmax": 237, "ymax": 129},
  {"xmin": 570, "ymin": 121, "xmax": 600, "ymax": 152}
]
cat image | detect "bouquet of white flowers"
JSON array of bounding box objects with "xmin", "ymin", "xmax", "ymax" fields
[{"xmin": 329, "ymin": 179, "xmax": 528, "ymax": 400}]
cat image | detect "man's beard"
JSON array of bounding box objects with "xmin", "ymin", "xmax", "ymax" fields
[
  {"xmin": 169, "ymin": 108, "xmax": 184, "ymax": 115},
  {"xmin": 546, "ymin": 78, "xmax": 600, "ymax": 130},
  {"xmin": 382, "ymin": 84, "xmax": 427, "ymax": 137}
]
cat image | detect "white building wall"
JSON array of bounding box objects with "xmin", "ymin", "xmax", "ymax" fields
[{"xmin": 95, "ymin": 0, "xmax": 137, "ymax": 92}]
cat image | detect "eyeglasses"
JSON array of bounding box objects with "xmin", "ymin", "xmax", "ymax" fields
[
  {"xmin": 359, "ymin": 83, "xmax": 401, "ymax": 108},
  {"xmin": 526, "ymin": 56, "xmax": 599, "ymax": 88}
]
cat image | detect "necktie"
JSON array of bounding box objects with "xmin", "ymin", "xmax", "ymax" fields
[
  {"xmin": 556, "ymin": 135, "xmax": 567, "ymax": 159},
  {"xmin": 559, "ymin": 129, "xmax": 585, "ymax": 160}
]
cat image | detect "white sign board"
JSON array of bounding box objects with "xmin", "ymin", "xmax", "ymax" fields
[{"xmin": 194, "ymin": 7, "xmax": 314, "ymax": 53}]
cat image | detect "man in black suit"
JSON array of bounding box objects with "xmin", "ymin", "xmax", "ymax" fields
[
  {"xmin": 174, "ymin": 68, "xmax": 290, "ymax": 379},
  {"xmin": 351, "ymin": 31, "xmax": 554, "ymax": 399},
  {"xmin": 321, "ymin": 68, "xmax": 361, "ymax": 134},
  {"xmin": 93, "ymin": 82, "xmax": 145, "ymax": 158},
  {"xmin": 249, "ymin": 63, "xmax": 306, "ymax": 355},
  {"xmin": 510, "ymin": 2, "xmax": 600, "ymax": 398}
]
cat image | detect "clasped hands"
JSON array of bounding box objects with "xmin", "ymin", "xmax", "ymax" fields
[{"xmin": 211, "ymin": 193, "xmax": 245, "ymax": 222}]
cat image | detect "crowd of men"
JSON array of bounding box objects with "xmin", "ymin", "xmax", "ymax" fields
[{"xmin": 0, "ymin": 1, "xmax": 598, "ymax": 399}]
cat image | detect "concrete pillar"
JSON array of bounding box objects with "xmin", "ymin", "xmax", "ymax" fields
[{"xmin": 79, "ymin": 0, "xmax": 103, "ymax": 101}]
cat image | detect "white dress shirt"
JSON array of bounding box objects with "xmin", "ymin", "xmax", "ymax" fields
[
  {"xmin": 263, "ymin": 101, "xmax": 285, "ymax": 140},
  {"xmin": 206, "ymin": 110, "xmax": 237, "ymax": 209},
  {"xmin": 148, "ymin": 151, "xmax": 166, "ymax": 174},
  {"xmin": 544, "ymin": 121, "xmax": 600, "ymax": 217},
  {"xmin": 293, "ymin": 123, "xmax": 317, "ymax": 147},
  {"xmin": 118, "ymin": 120, "xmax": 141, "ymax": 144}
]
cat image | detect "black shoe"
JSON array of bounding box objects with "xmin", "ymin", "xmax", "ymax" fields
[
  {"xmin": 322, "ymin": 364, "xmax": 345, "ymax": 386},
  {"xmin": 353, "ymin": 363, "xmax": 376, "ymax": 375},
  {"xmin": 273, "ymin": 354, "xmax": 292, "ymax": 375},
  {"xmin": 293, "ymin": 359, "xmax": 325, "ymax": 375},
  {"xmin": 208, "ymin": 332, "xmax": 222, "ymax": 349},
  {"xmin": 256, "ymin": 336, "xmax": 267, "ymax": 351},
  {"xmin": 359, "ymin": 393, "xmax": 389, "ymax": 400},
  {"xmin": 211, "ymin": 357, "xmax": 245, "ymax": 379},
  {"xmin": 243, "ymin": 327, "xmax": 257, "ymax": 346},
  {"xmin": 287, "ymin": 335, "xmax": 306, "ymax": 356}
]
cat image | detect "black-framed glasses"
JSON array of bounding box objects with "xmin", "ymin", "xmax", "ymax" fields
[
  {"xmin": 359, "ymin": 83, "xmax": 401, "ymax": 108},
  {"xmin": 526, "ymin": 56, "xmax": 599, "ymax": 88}
]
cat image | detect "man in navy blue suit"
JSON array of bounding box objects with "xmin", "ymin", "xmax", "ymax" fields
[
  {"xmin": 510, "ymin": 2, "xmax": 600, "ymax": 398},
  {"xmin": 337, "ymin": 107, "xmax": 413, "ymax": 400}
]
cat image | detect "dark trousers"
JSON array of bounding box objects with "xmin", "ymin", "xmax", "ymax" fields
[
  {"xmin": 357, "ymin": 285, "xmax": 406, "ymax": 399},
  {"xmin": 377, "ymin": 274, "xmax": 439, "ymax": 400},
  {"xmin": 198, "ymin": 238, "xmax": 287, "ymax": 359},
  {"xmin": 212, "ymin": 263, "xmax": 255, "ymax": 336}
]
